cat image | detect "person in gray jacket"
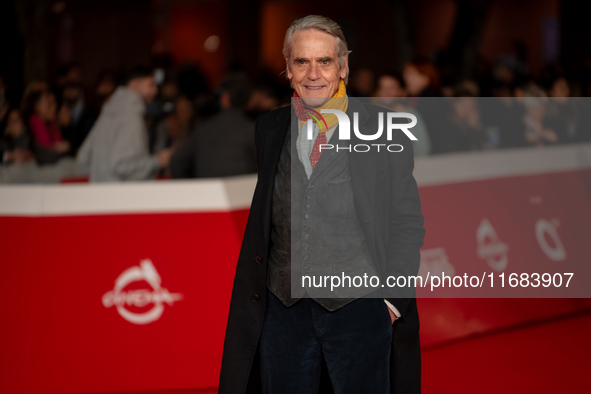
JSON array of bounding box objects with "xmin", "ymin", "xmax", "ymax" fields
[{"xmin": 77, "ymin": 67, "xmax": 171, "ymax": 182}]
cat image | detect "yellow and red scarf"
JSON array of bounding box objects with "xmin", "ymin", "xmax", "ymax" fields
[{"xmin": 292, "ymin": 79, "xmax": 348, "ymax": 133}]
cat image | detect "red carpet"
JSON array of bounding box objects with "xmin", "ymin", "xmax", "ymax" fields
[{"xmin": 422, "ymin": 311, "xmax": 591, "ymax": 393}]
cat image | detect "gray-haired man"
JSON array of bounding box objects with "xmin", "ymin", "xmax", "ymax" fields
[{"xmin": 219, "ymin": 15, "xmax": 425, "ymax": 394}]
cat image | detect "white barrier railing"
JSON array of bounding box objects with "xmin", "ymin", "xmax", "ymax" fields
[{"xmin": 1, "ymin": 142, "xmax": 590, "ymax": 216}]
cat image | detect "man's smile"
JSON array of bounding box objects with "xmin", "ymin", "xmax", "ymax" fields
[{"xmin": 304, "ymin": 85, "xmax": 326, "ymax": 90}]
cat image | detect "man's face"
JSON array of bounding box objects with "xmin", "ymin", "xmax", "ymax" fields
[
  {"xmin": 286, "ymin": 29, "xmax": 347, "ymax": 107},
  {"xmin": 130, "ymin": 76, "xmax": 158, "ymax": 104}
]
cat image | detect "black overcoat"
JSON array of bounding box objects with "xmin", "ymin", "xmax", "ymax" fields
[{"xmin": 219, "ymin": 98, "xmax": 426, "ymax": 393}]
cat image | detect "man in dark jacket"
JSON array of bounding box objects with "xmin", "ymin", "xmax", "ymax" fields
[
  {"xmin": 219, "ymin": 15, "xmax": 425, "ymax": 394},
  {"xmin": 170, "ymin": 73, "xmax": 256, "ymax": 178}
]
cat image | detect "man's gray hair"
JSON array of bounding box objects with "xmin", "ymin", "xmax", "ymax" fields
[{"xmin": 282, "ymin": 15, "xmax": 352, "ymax": 84}]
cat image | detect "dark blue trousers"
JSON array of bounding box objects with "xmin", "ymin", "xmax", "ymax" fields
[{"xmin": 260, "ymin": 289, "xmax": 392, "ymax": 394}]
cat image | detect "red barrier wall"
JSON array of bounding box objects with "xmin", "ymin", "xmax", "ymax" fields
[{"xmin": 1, "ymin": 144, "xmax": 590, "ymax": 393}]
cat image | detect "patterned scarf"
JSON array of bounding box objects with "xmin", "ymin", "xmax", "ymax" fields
[
  {"xmin": 292, "ymin": 79, "xmax": 348, "ymax": 132},
  {"xmin": 292, "ymin": 79, "xmax": 348, "ymax": 176}
]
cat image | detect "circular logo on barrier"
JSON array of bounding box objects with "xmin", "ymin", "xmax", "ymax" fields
[
  {"xmin": 535, "ymin": 218, "xmax": 566, "ymax": 262},
  {"xmin": 102, "ymin": 259, "xmax": 183, "ymax": 325},
  {"xmin": 418, "ymin": 247, "xmax": 455, "ymax": 283},
  {"xmin": 477, "ymin": 218, "xmax": 509, "ymax": 271}
]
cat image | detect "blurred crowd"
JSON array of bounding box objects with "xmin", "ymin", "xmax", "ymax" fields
[
  {"xmin": 362, "ymin": 57, "xmax": 591, "ymax": 155},
  {"xmin": 0, "ymin": 54, "xmax": 590, "ymax": 183}
]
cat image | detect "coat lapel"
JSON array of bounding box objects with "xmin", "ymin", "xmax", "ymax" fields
[
  {"xmin": 348, "ymin": 98, "xmax": 384, "ymax": 278},
  {"xmin": 260, "ymin": 107, "xmax": 291, "ymax": 252},
  {"xmin": 348, "ymin": 98, "xmax": 376, "ymax": 221},
  {"xmin": 290, "ymin": 117, "xmax": 310, "ymax": 182}
]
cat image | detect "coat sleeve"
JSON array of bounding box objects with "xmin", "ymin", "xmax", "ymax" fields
[
  {"xmin": 109, "ymin": 114, "xmax": 159, "ymax": 180},
  {"xmin": 385, "ymin": 137, "xmax": 426, "ymax": 318},
  {"xmin": 254, "ymin": 115, "xmax": 265, "ymax": 171}
]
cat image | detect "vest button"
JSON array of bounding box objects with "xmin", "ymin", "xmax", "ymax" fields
[
  {"xmin": 304, "ymin": 265, "xmax": 309, "ymax": 270},
  {"xmin": 255, "ymin": 256, "xmax": 262, "ymax": 264},
  {"xmin": 303, "ymin": 255, "xmax": 309, "ymax": 260},
  {"xmin": 304, "ymin": 214, "xmax": 309, "ymax": 219},
  {"xmin": 252, "ymin": 294, "xmax": 260, "ymax": 302}
]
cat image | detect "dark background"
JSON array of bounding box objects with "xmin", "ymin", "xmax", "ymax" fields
[{"xmin": 2, "ymin": 0, "xmax": 591, "ymax": 103}]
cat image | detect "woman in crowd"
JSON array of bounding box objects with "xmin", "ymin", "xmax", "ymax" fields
[
  {"xmin": 1, "ymin": 108, "xmax": 33, "ymax": 165},
  {"xmin": 448, "ymin": 82, "xmax": 486, "ymax": 152},
  {"xmin": 520, "ymin": 84, "xmax": 559, "ymax": 147},
  {"xmin": 404, "ymin": 57, "xmax": 454, "ymax": 154},
  {"xmin": 403, "ymin": 57, "xmax": 441, "ymax": 99},
  {"xmin": 23, "ymin": 88, "xmax": 70, "ymax": 164}
]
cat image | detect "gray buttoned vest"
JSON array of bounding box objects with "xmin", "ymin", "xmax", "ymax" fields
[{"xmin": 267, "ymin": 118, "xmax": 380, "ymax": 311}]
